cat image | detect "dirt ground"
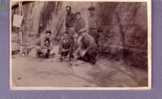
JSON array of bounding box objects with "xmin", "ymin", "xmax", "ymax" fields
[{"xmin": 11, "ymin": 52, "xmax": 148, "ymax": 88}]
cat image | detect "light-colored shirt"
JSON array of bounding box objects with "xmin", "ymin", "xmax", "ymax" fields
[
  {"xmin": 74, "ymin": 17, "xmax": 86, "ymax": 34},
  {"xmin": 88, "ymin": 15, "xmax": 98, "ymax": 29}
]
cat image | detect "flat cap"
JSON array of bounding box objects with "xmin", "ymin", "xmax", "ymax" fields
[{"xmin": 88, "ymin": 6, "xmax": 95, "ymax": 11}]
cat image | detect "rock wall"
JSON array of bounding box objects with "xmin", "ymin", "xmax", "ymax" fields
[{"xmin": 96, "ymin": 2, "xmax": 147, "ymax": 69}]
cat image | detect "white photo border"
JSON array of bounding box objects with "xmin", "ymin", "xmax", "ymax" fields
[{"xmin": 9, "ymin": 0, "xmax": 152, "ymax": 90}]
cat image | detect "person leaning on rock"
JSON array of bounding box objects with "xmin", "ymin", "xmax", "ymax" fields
[
  {"xmin": 73, "ymin": 11, "xmax": 87, "ymax": 52},
  {"xmin": 74, "ymin": 12, "xmax": 86, "ymax": 36}
]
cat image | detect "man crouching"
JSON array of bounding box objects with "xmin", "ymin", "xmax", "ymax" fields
[
  {"xmin": 59, "ymin": 31, "xmax": 74, "ymax": 62},
  {"xmin": 37, "ymin": 30, "xmax": 53, "ymax": 58},
  {"xmin": 74, "ymin": 31, "xmax": 98, "ymax": 65}
]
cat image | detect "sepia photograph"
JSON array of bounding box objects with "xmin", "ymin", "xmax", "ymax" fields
[{"xmin": 10, "ymin": 0, "xmax": 151, "ymax": 90}]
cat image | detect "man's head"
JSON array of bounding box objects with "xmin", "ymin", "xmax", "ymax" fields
[
  {"xmin": 45, "ymin": 30, "xmax": 52, "ymax": 37},
  {"xmin": 66, "ymin": 5, "xmax": 71, "ymax": 14},
  {"xmin": 75, "ymin": 12, "xmax": 81, "ymax": 20},
  {"xmin": 88, "ymin": 6, "xmax": 95, "ymax": 16}
]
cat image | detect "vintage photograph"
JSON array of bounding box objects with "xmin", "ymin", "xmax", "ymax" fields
[{"xmin": 11, "ymin": 1, "xmax": 151, "ymax": 89}]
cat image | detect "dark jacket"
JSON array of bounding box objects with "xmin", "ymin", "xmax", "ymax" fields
[{"xmin": 65, "ymin": 13, "xmax": 75, "ymax": 28}]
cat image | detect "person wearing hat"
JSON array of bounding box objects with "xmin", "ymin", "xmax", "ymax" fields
[{"xmin": 87, "ymin": 6, "xmax": 100, "ymax": 46}]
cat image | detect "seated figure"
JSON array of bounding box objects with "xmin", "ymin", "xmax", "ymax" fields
[
  {"xmin": 37, "ymin": 30, "xmax": 52, "ymax": 58},
  {"xmin": 59, "ymin": 32, "xmax": 74, "ymax": 61}
]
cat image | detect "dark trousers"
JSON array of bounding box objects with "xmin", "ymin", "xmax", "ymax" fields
[
  {"xmin": 78, "ymin": 48, "xmax": 97, "ymax": 64},
  {"xmin": 37, "ymin": 49, "xmax": 50, "ymax": 58}
]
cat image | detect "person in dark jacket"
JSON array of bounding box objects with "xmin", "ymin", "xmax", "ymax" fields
[
  {"xmin": 65, "ymin": 5, "xmax": 75, "ymax": 34},
  {"xmin": 37, "ymin": 30, "xmax": 52, "ymax": 58},
  {"xmin": 59, "ymin": 31, "xmax": 74, "ymax": 61}
]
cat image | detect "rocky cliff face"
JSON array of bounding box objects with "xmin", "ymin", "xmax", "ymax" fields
[
  {"xmin": 12, "ymin": 2, "xmax": 148, "ymax": 69},
  {"xmin": 96, "ymin": 2, "xmax": 147, "ymax": 69}
]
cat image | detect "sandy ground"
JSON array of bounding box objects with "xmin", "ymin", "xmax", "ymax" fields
[{"xmin": 11, "ymin": 53, "xmax": 148, "ymax": 88}]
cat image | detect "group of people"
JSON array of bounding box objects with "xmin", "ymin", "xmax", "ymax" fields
[{"xmin": 37, "ymin": 5, "xmax": 100, "ymax": 65}]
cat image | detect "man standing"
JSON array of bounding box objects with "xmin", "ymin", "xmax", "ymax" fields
[
  {"xmin": 65, "ymin": 5, "xmax": 75, "ymax": 35},
  {"xmin": 88, "ymin": 6, "xmax": 99, "ymax": 46}
]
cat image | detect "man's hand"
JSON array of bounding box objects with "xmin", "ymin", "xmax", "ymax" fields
[{"xmin": 80, "ymin": 50, "xmax": 87, "ymax": 57}]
